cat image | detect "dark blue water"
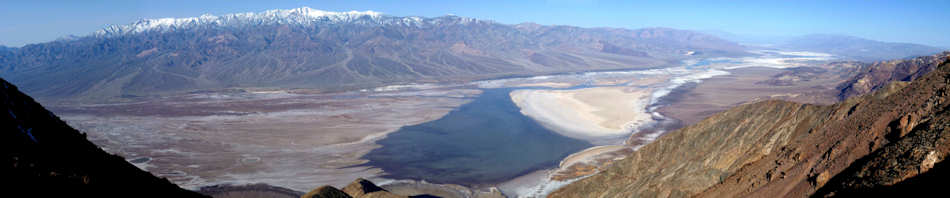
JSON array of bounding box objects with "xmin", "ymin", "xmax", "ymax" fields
[{"xmin": 362, "ymin": 88, "xmax": 593, "ymax": 185}]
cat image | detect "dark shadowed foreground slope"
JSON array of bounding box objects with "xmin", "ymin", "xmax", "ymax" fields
[
  {"xmin": 0, "ymin": 78, "xmax": 206, "ymax": 197},
  {"xmin": 551, "ymin": 57, "xmax": 950, "ymax": 197}
]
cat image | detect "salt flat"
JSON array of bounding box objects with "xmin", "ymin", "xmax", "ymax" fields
[
  {"xmin": 55, "ymin": 88, "xmax": 480, "ymax": 191},
  {"xmin": 510, "ymin": 87, "xmax": 652, "ymax": 141}
]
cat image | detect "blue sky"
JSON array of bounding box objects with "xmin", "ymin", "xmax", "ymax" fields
[{"xmin": 1, "ymin": 0, "xmax": 948, "ymax": 47}]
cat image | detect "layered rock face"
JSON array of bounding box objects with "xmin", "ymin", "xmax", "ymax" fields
[
  {"xmin": 0, "ymin": 78, "xmax": 206, "ymax": 197},
  {"xmin": 551, "ymin": 57, "xmax": 950, "ymax": 197}
]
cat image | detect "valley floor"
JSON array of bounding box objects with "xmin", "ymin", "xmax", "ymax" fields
[
  {"xmin": 48, "ymin": 49, "xmax": 848, "ymax": 197},
  {"xmin": 55, "ymin": 88, "xmax": 480, "ymax": 191}
]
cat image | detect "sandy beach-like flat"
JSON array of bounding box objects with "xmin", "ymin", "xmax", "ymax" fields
[{"xmin": 510, "ymin": 87, "xmax": 652, "ymax": 141}]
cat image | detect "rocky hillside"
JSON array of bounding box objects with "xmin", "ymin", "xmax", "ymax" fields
[
  {"xmin": 199, "ymin": 183, "xmax": 304, "ymax": 198},
  {"xmin": 836, "ymin": 51, "xmax": 950, "ymax": 100},
  {"xmin": 300, "ymin": 178, "xmax": 505, "ymax": 198},
  {"xmin": 551, "ymin": 56, "xmax": 950, "ymax": 197},
  {"xmin": 0, "ymin": 78, "xmax": 206, "ymax": 197},
  {"xmin": 0, "ymin": 7, "xmax": 745, "ymax": 102},
  {"xmin": 758, "ymin": 51, "xmax": 950, "ymax": 101},
  {"xmin": 549, "ymin": 100, "xmax": 834, "ymax": 197},
  {"xmin": 301, "ymin": 178, "xmax": 414, "ymax": 198}
]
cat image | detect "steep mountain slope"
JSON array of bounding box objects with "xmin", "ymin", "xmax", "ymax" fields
[
  {"xmin": 697, "ymin": 57, "xmax": 950, "ymax": 197},
  {"xmin": 0, "ymin": 78, "xmax": 206, "ymax": 197},
  {"xmin": 778, "ymin": 34, "xmax": 944, "ymax": 61},
  {"xmin": 550, "ymin": 56, "xmax": 950, "ymax": 197},
  {"xmin": 549, "ymin": 100, "xmax": 834, "ymax": 197},
  {"xmin": 0, "ymin": 7, "xmax": 745, "ymax": 102}
]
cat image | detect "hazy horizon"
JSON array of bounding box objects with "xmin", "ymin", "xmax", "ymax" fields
[{"xmin": 2, "ymin": 0, "xmax": 949, "ymax": 48}]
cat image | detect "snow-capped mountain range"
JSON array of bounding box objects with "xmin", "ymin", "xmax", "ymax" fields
[
  {"xmin": 1, "ymin": 7, "xmax": 748, "ymax": 102},
  {"xmin": 95, "ymin": 7, "xmax": 484, "ymax": 37}
]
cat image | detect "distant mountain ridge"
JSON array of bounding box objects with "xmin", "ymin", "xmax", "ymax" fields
[
  {"xmin": 778, "ymin": 34, "xmax": 944, "ymax": 61},
  {"xmin": 700, "ymin": 31, "xmax": 944, "ymax": 61},
  {"xmin": 0, "ymin": 7, "xmax": 746, "ymax": 102}
]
